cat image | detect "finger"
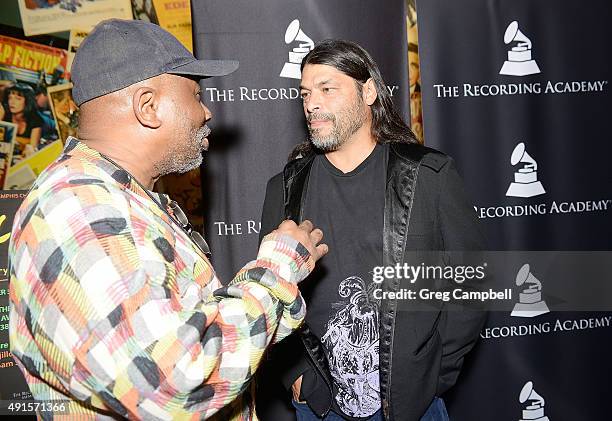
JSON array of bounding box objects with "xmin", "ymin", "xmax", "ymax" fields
[
  {"xmin": 299, "ymin": 219, "xmax": 314, "ymax": 233},
  {"xmin": 309, "ymin": 228, "xmax": 323, "ymax": 244},
  {"xmin": 314, "ymin": 243, "xmax": 329, "ymax": 259},
  {"xmin": 278, "ymin": 219, "xmax": 297, "ymax": 230}
]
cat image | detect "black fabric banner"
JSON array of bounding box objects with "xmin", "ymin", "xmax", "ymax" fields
[
  {"xmin": 191, "ymin": 0, "xmax": 409, "ymax": 282},
  {"xmin": 418, "ymin": 1, "xmax": 612, "ymax": 419}
]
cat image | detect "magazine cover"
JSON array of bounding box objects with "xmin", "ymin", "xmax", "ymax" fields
[
  {"xmin": 0, "ymin": 35, "xmax": 69, "ymax": 189},
  {"xmin": 68, "ymin": 28, "xmax": 88, "ymax": 54},
  {"xmin": 0, "ymin": 35, "xmax": 68, "ymax": 86},
  {"xmin": 131, "ymin": 0, "xmax": 158, "ymax": 23},
  {"xmin": 67, "ymin": 28, "xmax": 89, "ymax": 71},
  {"xmin": 0, "ymin": 122, "xmax": 16, "ymax": 189},
  {"xmin": 5, "ymin": 139, "xmax": 63, "ymax": 190},
  {"xmin": 152, "ymin": 0, "xmax": 193, "ymax": 52},
  {"xmin": 18, "ymin": 0, "xmax": 133, "ymax": 36},
  {"xmin": 47, "ymin": 83, "xmax": 78, "ymax": 143}
]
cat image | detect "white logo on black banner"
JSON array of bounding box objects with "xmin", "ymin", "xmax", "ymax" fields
[
  {"xmin": 511, "ymin": 264, "xmax": 550, "ymax": 318},
  {"xmin": 506, "ymin": 142, "xmax": 545, "ymax": 198},
  {"xmin": 279, "ymin": 19, "xmax": 314, "ymax": 79},
  {"xmin": 500, "ymin": 21, "xmax": 541, "ymax": 76},
  {"xmin": 518, "ymin": 381, "xmax": 550, "ymax": 421}
]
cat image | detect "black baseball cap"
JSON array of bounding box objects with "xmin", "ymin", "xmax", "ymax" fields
[{"xmin": 71, "ymin": 19, "xmax": 238, "ymax": 106}]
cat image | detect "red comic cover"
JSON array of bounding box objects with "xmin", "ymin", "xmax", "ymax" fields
[{"xmin": 0, "ymin": 35, "xmax": 69, "ymax": 189}]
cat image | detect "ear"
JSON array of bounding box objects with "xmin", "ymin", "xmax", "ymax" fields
[
  {"xmin": 132, "ymin": 86, "xmax": 162, "ymax": 129},
  {"xmin": 362, "ymin": 78, "xmax": 377, "ymax": 106}
]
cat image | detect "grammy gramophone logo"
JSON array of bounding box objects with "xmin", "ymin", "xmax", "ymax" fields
[
  {"xmin": 279, "ymin": 19, "xmax": 314, "ymax": 79},
  {"xmin": 517, "ymin": 381, "xmax": 550, "ymax": 421},
  {"xmin": 500, "ymin": 20, "xmax": 541, "ymax": 76},
  {"xmin": 511, "ymin": 264, "xmax": 550, "ymax": 318},
  {"xmin": 506, "ymin": 142, "xmax": 546, "ymax": 198}
]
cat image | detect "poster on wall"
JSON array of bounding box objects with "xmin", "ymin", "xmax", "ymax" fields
[
  {"xmin": 47, "ymin": 83, "xmax": 78, "ymax": 143},
  {"xmin": 5, "ymin": 139, "xmax": 63, "ymax": 190},
  {"xmin": 67, "ymin": 28, "xmax": 89, "ymax": 72},
  {"xmin": 0, "ymin": 122, "xmax": 17, "ymax": 189},
  {"xmin": 0, "ymin": 35, "xmax": 69, "ymax": 190},
  {"xmin": 17, "ymin": 0, "xmax": 133, "ymax": 36},
  {"xmin": 130, "ymin": 0, "xmax": 158, "ymax": 23},
  {"xmin": 0, "ymin": 192, "xmax": 30, "ymax": 402},
  {"xmin": 0, "ymin": 35, "xmax": 69, "ymax": 87},
  {"xmin": 152, "ymin": 0, "xmax": 192, "ymax": 52}
]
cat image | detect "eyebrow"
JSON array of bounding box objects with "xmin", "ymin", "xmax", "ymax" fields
[{"xmin": 299, "ymin": 79, "xmax": 334, "ymax": 90}]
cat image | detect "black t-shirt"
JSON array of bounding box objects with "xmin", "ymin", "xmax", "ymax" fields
[{"xmin": 301, "ymin": 143, "xmax": 386, "ymax": 420}]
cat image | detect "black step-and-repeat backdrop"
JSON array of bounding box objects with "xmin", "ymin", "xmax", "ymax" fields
[
  {"xmin": 418, "ymin": 1, "xmax": 612, "ymax": 420},
  {"xmin": 191, "ymin": 0, "xmax": 410, "ymax": 282}
]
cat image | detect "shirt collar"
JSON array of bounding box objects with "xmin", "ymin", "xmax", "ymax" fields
[{"xmin": 63, "ymin": 136, "xmax": 172, "ymax": 206}]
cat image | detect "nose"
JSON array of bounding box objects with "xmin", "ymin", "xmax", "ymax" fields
[
  {"xmin": 202, "ymin": 103, "xmax": 212, "ymax": 122},
  {"xmin": 305, "ymin": 93, "xmax": 321, "ymax": 115}
]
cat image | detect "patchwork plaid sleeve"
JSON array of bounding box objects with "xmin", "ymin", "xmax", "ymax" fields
[{"xmin": 9, "ymin": 171, "xmax": 313, "ymax": 420}]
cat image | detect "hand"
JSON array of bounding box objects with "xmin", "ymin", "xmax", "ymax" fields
[
  {"xmin": 292, "ymin": 375, "xmax": 304, "ymax": 403},
  {"xmin": 23, "ymin": 144, "xmax": 35, "ymax": 157},
  {"xmin": 274, "ymin": 219, "xmax": 328, "ymax": 263}
]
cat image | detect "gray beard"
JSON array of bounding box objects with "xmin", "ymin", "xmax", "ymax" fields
[
  {"xmin": 310, "ymin": 127, "xmax": 343, "ymax": 152},
  {"xmin": 156, "ymin": 124, "xmax": 210, "ymax": 176},
  {"xmin": 308, "ymin": 101, "xmax": 366, "ymax": 153}
]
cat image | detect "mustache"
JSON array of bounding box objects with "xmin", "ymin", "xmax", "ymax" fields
[
  {"xmin": 307, "ymin": 113, "xmax": 335, "ymax": 124},
  {"xmin": 199, "ymin": 124, "xmax": 211, "ymax": 138},
  {"xmin": 197, "ymin": 124, "xmax": 211, "ymax": 151},
  {"xmin": 194, "ymin": 124, "xmax": 211, "ymax": 151}
]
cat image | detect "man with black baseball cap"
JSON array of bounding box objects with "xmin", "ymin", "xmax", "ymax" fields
[{"xmin": 9, "ymin": 19, "xmax": 327, "ymax": 420}]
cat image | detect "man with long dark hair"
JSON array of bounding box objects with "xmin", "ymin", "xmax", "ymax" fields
[{"xmin": 259, "ymin": 40, "xmax": 486, "ymax": 421}]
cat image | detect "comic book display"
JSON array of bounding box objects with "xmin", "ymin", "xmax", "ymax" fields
[{"xmin": 0, "ymin": 35, "xmax": 69, "ymax": 189}]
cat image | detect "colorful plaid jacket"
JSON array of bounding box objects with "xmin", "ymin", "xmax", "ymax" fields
[{"xmin": 9, "ymin": 137, "xmax": 313, "ymax": 420}]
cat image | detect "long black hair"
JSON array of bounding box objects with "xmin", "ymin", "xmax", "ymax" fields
[
  {"xmin": 300, "ymin": 39, "xmax": 417, "ymax": 146},
  {"xmin": 3, "ymin": 82, "xmax": 38, "ymax": 120}
]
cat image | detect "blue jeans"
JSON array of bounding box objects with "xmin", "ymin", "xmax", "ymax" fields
[{"xmin": 292, "ymin": 397, "xmax": 449, "ymax": 421}]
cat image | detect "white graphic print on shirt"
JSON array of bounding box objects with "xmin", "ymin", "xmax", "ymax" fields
[{"xmin": 321, "ymin": 276, "xmax": 381, "ymax": 418}]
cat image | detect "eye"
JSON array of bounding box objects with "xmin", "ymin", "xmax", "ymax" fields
[
  {"xmin": 300, "ymin": 91, "xmax": 310, "ymax": 100},
  {"xmin": 322, "ymin": 87, "xmax": 333, "ymax": 94}
]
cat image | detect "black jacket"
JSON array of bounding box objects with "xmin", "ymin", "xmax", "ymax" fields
[{"xmin": 257, "ymin": 142, "xmax": 487, "ymax": 421}]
